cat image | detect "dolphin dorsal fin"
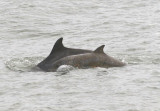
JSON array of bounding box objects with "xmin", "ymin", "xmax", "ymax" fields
[
  {"xmin": 94, "ymin": 45, "xmax": 105, "ymax": 54},
  {"xmin": 50, "ymin": 37, "xmax": 65, "ymax": 55}
]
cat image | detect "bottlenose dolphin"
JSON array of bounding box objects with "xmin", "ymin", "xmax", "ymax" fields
[
  {"xmin": 45, "ymin": 45, "xmax": 126, "ymax": 72},
  {"xmin": 37, "ymin": 38, "xmax": 92, "ymax": 71}
]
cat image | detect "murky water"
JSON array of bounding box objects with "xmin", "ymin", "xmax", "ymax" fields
[{"xmin": 0, "ymin": 0, "xmax": 160, "ymax": 111}]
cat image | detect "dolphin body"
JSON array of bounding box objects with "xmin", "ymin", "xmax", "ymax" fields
[
  {"xmin": 37, "ymin": 38, "xmax": 92, "ymax": 71},
  {"xmin": 44, "ymin": 45, "xmax": 126, "ymax": 72}
]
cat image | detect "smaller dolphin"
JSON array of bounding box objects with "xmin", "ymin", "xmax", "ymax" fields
[
  {"xmin": 37, "ymin": 38, "xmax": 92, "ymax": 71},
  {"xmin": 45, "ymin": 45, "xmax": 126, "ymax": 72}
]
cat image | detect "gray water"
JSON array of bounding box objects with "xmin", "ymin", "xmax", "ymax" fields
[{"xmin": 0, "ymin": 0, "xmax": 160, "ymax": 111}]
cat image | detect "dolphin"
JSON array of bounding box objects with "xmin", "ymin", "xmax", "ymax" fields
[
  {"xmin": 45, "ymin": 45, "xmax": 126, "ymax": 72},
  {"xmin": 37, "ymin": 38, "xmax": 92, "ymax": 71}
]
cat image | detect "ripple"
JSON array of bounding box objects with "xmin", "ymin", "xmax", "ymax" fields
[
  {"xmin": 152, "ymin": 58, "xmax": 160, "ymax": 64},
  {"xmin": 147, "ymin": 86, "xmax": 160, "ymax": 90}
]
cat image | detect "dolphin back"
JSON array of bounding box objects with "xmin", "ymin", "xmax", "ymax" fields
[
  {"xmin": 46, "ymin": 45, "xmax": 126, "ymax": 72},
  {"xmin": 37, "ymin": 38, "xmax": 92, "ymax": 71}
]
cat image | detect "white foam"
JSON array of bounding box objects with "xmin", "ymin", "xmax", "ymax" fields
[{"xmin": 57, "ymin": 65, "xmax": 75, "ymax": 73}]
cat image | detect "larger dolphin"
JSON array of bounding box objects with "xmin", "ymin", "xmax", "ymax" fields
[
  {"xmin": 37, "ymin": 38, "xmax": 92, "ymax": 71},
  {"xmin": 44, "ymin": 45, "xmax": 126, "ymax": 72}
]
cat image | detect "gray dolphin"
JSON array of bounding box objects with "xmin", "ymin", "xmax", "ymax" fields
[
  {"xmin": 37, "ymin": 38, "xmax": 92, "ymax": 71},
  {"xmin": 45, "ymin": 45, "xmax": 126, "ymax": 72}
]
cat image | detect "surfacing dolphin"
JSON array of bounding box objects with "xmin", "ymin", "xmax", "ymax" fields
[
  {"xmin": 37, "ymin": 38, "xmax": 92, "ymax": 71},
  {"xmin": 45, "ymin": 45, "xmax": 126, "ymax": 72}
]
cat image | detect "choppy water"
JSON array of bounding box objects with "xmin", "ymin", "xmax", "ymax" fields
[{"xmin": 0, "ymin": 0, "xmax": 160, "ymax": 111}]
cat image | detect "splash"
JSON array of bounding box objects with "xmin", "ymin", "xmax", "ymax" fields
[
  {"xmin": 5, "ymin": 57, "xmax": 44, "ymax": 72},
  {"xmin": 57, "ymin": 65, "xmax": 75, "ymax": 74}
]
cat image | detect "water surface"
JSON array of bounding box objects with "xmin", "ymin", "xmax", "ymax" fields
[{"xmin": 0, "ymin": 0, "xmax": 160, "ymax": 111}]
